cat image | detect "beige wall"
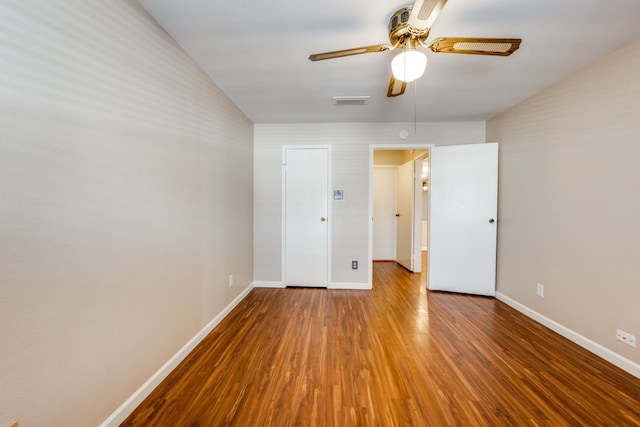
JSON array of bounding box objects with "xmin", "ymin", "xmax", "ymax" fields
[
  {"xmin": 373, "ymin": 149, "xmax": 428, "ymax": 166},
  {"xmin": 488, "ymin": 36, "xmax": 640, "ymax": 366},
  {"xmin": 0, "ymin": 1, "xmax": 253, "ymax": 426},
  {"xmin": 254, "ymin": 122, "xmax": 484, "ymax": 285},
  {"xmin": 373, "ymin": 150, "xmax": 405, "ymax": 166}
]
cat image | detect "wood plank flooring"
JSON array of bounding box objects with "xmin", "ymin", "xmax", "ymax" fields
[{"xmin": 122, "ymin": 260, "xmax": 640, "ymax": 426}]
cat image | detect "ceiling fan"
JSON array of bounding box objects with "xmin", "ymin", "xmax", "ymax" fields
[{"xmin": 309, "ymin": 0, "xmax": 522, "ymax": 97}]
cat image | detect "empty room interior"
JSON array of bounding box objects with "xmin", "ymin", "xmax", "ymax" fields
[{"xmin": 2, "ymin": 1, "xmax": 640, "ymax": 425}]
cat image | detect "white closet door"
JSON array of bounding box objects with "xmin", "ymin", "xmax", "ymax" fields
[
  {"xmin": 283, "ymin": 148, "xmax": 329, "ymax": 287},
  {"xmin": 396, "ymin": 160, "xmax": 414, "ymax": 271},
  {"xmin": 373, "ymin": 166, "xmax": 398, "ymax": 260}
]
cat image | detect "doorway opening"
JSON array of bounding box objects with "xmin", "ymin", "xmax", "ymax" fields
[{"xmin": 368, "ymin": 144, "xmax": 432, "ymax": 289}]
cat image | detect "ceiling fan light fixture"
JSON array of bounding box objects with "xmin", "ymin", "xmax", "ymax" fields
[{"xmin": 391, "ymin": 50, "xmax": 427, "ymax": 82}]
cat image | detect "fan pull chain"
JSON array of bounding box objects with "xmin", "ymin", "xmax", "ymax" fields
[{"xmin": 414, "ymin": 78, "xmax": 418, "ymax": 135}]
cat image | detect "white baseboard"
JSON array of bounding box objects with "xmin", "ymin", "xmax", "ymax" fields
[
  {"xmin": 100, "ymin": 282, "xmax": 255, "ymax": 426},
  {"xmin": 253, "ymin": 281, "xmax": 285, "ymax": 288},
  {"xmin": 329, "ymin": 282, "xmax": 371, "ymax": 290},
  {"xmin": 496, "ymin": 292, "xmax": 640, "ymax": 379}
]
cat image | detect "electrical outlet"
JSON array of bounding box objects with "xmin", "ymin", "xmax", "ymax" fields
[
  {"xmin": 536, "ymin": 283, "xmax": 544, "ymax": 298},
  {"xmin": 228, "ymin": 274, "xmax": 234, "ymax": 287},
  {"xmin": 352, "ymin": 260, "xmax": 358, "ymax": 270},
  {"xmin": 616, "ymin": 329, "xmax": 637, "ymax": 348}
]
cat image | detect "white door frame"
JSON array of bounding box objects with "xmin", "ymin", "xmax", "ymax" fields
[
  {"xmin": 282, "ymin": 145, "xmax": 332, "ymax": 287},
  {"xmin": 368, "ymin": 144, "xmax": 433, "ymax": 288}
]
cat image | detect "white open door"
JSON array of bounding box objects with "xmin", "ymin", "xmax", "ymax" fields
[
  {"xmin": 283, "ymin": 147, "xmax": 329, "ymax": 287},
  {"xmin": 396, "ymin": 160, "xmax": 414, "ymax": 271},
  {"xmin": 428, "ymin": 143, "xmax": 498, "ymax": 296}
]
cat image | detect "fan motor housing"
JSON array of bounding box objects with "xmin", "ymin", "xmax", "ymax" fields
[{"xmin": 388, "ymin": 7, "xmax": 428, "ymax": 47}]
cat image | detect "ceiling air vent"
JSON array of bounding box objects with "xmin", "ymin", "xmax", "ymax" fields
[{"xmin": 332, "ymin": 96, "xmax": 371, "ymax": 106}]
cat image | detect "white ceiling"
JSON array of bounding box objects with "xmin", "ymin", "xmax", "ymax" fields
[{"xmin": 139, "ymin": 0, "xmax": 640, "ymax": 124}]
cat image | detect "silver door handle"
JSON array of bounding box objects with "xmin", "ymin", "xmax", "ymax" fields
[{"xmin": 489, "ymin": 218, "xmax": 495, "ymax": 224}]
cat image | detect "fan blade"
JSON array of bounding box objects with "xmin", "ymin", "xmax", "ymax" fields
[
  {"xmin": 407, "ymin": 0, "xmax": 448, "ymax": 32},
  {"xmin": 387, "ymin": 76, "xmax": 407, "ymax": 97},
  {"xmin": 429, "ymin": 37, "xmax": 522, "ymax": 56},
  {"xmin": 309, "ymin": 44, "xmax": 391, "ymax": 61}
]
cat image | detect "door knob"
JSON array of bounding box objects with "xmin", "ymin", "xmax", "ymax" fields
[
  {"xmin": 395, "ymin": 213, "xmax": 400, "ymax": 217},
  {"xmin": 489, "ymin": 218, "xmax": 495, "ymax": 224},
  {"xmin": 321, "ymin": 217, "xmax": 326, "ymax": 222}
]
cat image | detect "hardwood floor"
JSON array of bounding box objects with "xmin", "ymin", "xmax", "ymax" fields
[{"xmin": 122, "ymin": 261, "xmax": 640, "ymax": 426}]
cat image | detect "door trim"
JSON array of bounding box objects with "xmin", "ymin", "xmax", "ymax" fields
[
  {"xmin": 282, "ymin": 145, "xmax": 332, "ymax": 287},
  {"xmin": 368, "ymin": 144, "xmax": 433, "ymax": 289}
]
